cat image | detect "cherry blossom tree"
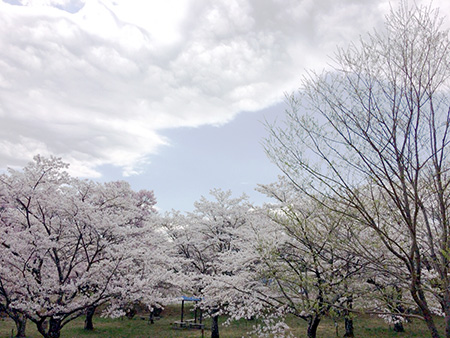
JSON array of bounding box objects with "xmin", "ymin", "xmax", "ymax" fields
[
  {"xmin": 0, "ymin": 155, "xmax": 169, "ymax": 338},
  {"xmin": 265, "ymin": 3, "xmax": 450, "ymax": 337},
  {"xmin": 207, "ymin": 179, "xmax": 364, "ymax": 338},
  {"xmin": 163, "ymin": 189, "xmax": 252, "ymax": 338}
]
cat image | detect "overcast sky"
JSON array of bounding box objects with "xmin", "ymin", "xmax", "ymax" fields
[{"xmin": 0, "ymin": 0, "xmax": 448, "ymax": 212}]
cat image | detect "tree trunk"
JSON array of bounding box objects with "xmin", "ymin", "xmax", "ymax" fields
[
  {"xmin": 446, "ymin": 312, "xmax": 450, "ymax": 338},
  {"xmin": 444, "ymin": 294, "xmax": 450, "ymax": 338},
  {"xmin": 343, "ymin": 295, "xmax": 354, "ymax": 337},
  {"xmin": 48, "ymin": 318, "xmax": 62, "ymax": 338},
  {"xmin": 343, "ymin": 317, "xmax": 354, "ymax": 337},
  {"xmin": 393, "ymin": 321, "xmax": 404, "ymax": 333},
  {"xmin": 307, "ymin": 316, "xmax": 320, "ymax": 338},
  {"xmin": 211, "ymin": 315, "xmax": 219, "ymax": 338},
  {"xmin": 392, "ymin": 287, "xmax": 405, "ymax": 333},
  {"xmin": 84, "ymin": 305, "xmax": 96, "ymax": 330},
  {"xmin": 37, "ymin": 318, "xmax": 62, "ymax": 338},
  {"xmin": 422, "ymin": 310, "xmax": 441, "ymax": 338},
  {"xmin": 4, "ymin": 309, "xmax": 27, "ymax": 338},
  {"xmin": 14, "ymin": 312, "xmax": 27, "ymax": 338},
  {"xmin": 411, "ymin": 287, "xmax": 441, "ymax": 338},
  {"xmin": 36, "ymin": 319, "xmax": 47, "ymax": 338}
]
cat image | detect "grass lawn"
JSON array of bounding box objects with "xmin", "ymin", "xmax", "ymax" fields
[{"xmin": 0, "ymin": 305, "xmax": 446, "ymax": 338}]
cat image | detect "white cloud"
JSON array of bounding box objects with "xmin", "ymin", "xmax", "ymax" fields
[{"xmin": 1, "ymin": 0, "xmax": 442, "ymax": 177}]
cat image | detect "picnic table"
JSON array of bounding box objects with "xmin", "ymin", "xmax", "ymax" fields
[
  {"xmin": 172, "ymin": 319, "xmax": 204, "ymax": 329},
  {"xmin": 171, "ymin": 296, "xmax": 204, "ymax": 330}
]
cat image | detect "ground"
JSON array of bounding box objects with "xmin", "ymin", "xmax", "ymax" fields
[{"xmin": 0, "ymin": 305, "xmax": 446, "ymax": 337}]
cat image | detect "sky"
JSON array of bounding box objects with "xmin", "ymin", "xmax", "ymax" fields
[{"xmin": 0, "ymin": 0, "xmax": 448, "ymax": 212}]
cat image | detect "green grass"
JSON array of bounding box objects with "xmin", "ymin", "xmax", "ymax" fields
[{"xmin": 0, "ymin": 306, "xmax": 446, "ymax": 338}]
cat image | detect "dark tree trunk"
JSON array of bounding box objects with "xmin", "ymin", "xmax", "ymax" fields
[
  {"xmin": 343, "ymin": 317, "xmax": 354, "ymax": 337},
  {"xmin": 422, "ymin": 309, "xmax": 441, "ymax": 338},
  {"xmin": 48, "ymin": 318, "xmax": 62, "ymax": 338},
  {"xmin": 411, "ymin": 287, "xmax": 441, "ymax": 338},
  {"xmin": 343, "ymin": 296, "xmax": 354, "ymax": 337},
  {"xmin": 84, "ymin": 305, "xmax": 96, "ymax": 330},
  {"xmin": 444, "ymin": 292, "xmax": 450, "ymax": 338},
  {"xmin": 307, "ymin": 316, "xmax": 320, "ymax": 338},
  {"xmin": 36, "ymin": 319, "xmax": 47, "ymax": 338},
  {"xmin": 393, "ymin": 321, "xmax": 405, "ymax": 332},
  {"xmin": 14, "ymin": 312, "xmax": 27, "ymax": 338},
  {"xmin": 37, "ymin": 318, "xmax": 62, "ymax": 338},
  {"xmin": 391, "ymin": 286, "xmax": 404, "ymax": 333},
  {"xmin": 3, "ymin": 308, "xmax": 27, "ymax": 338},
  {"xmin": 211, "ymin": 315, "xmax": 219, "ymax": 338},
  {"xmin": 446, "ymin": 312, "xmax": 450, "ymax": 338}
]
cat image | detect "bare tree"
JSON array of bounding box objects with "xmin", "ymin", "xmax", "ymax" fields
[{"xmin": 265, "ymin": 2, "xmax": 450, "ymax": 338}]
